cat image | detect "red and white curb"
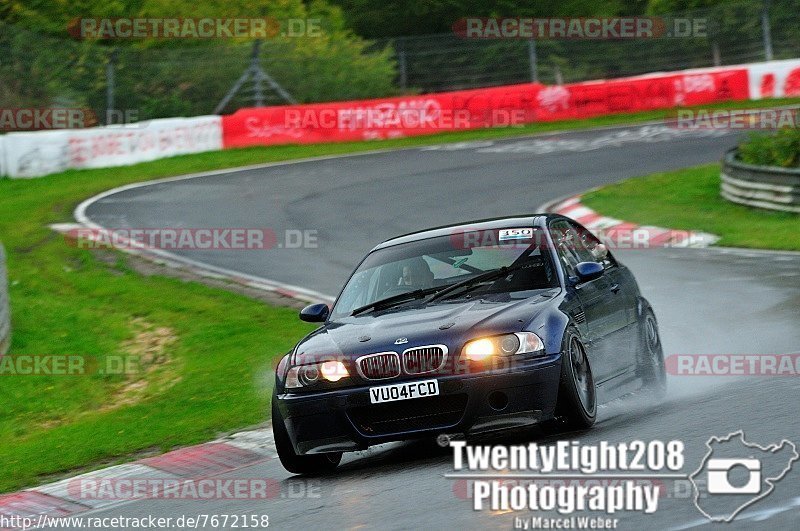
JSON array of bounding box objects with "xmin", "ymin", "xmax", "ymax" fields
[
  {"xmin": 0, "ymin": 429, "xmax": 277, "ymax": 528},
  {"xmin": 550, "ymin": 196, "xmax": 720, "ymax": 249}
]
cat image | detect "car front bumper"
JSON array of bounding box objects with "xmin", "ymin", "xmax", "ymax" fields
[{"xmin": 274, "ymin": 353, "xmax": 562, "ymax": 455}]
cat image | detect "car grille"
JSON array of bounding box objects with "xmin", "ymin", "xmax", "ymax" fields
[
  {"xmin": 347, "ymin": 394, "xmax": 468, "ymax": 436},
  {"xmin": 357, "ymin": 352, "xmax": 401, "ymax": 380},
  {"xmin": 403, "ymin": 345, "xmax": 447, "ymax": 374}
]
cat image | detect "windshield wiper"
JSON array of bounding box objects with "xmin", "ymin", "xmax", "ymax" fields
[
  {"xmin": 351, "ymin": 286, "xmax": 441, "ymax": 316},
  {"xmin": 425, "ymin": 263, "xmax": 526, "ymax": 303},
  {"xmin": 350, "ymin": 262, "xmax": 531, "ymax": 315}
]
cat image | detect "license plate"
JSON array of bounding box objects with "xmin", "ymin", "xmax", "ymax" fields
[{"xmin": 369, "ymin": 379, "xmax": 439, "ymax": 404}]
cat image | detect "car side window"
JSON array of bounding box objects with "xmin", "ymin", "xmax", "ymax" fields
[
  {"xmin": 550, "ymin": 220, "xmax": 616, "ymax": 278},
  {"xmin": 549, "ymin": 220, "xmax": 580, "ymax": 277},
  {"xmin": 568, "ymin": 221, "xmax": 616, "ymax": 269}
]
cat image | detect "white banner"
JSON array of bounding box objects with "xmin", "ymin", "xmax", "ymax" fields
[
  {"xmin": 746, "ymin": 59, "xmax": 800, "ymax": 100},
  {"xmin": 3, "ymin": 115, "xmax": 222, "ymax": 179},
  {"xmin": 0, "ymin": 136, "xmax": 6, "ymax": 178}
]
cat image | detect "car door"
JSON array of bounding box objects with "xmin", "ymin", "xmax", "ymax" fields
[
  {"xmin": 570, "ymin": 221, "xmax": 638, "ymax": 378},
  {"xmin": 550, "ymin": 220, "xmax": 616, "ymax": 384}
]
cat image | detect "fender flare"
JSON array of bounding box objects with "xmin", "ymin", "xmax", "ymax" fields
[
  {"xmin": 539, "ymin": 309, "xmax": 573, "ymax": 355},
  {"xmin": 636, "ymin": 295, "xmax": 655, "ymax": 320}
]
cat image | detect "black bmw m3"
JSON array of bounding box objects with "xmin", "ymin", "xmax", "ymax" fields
[{"xmin": 271, "ymin": 214, "xmax": 666, "ymax": 474}]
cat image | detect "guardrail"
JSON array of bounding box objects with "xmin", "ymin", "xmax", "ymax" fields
[
  {"xmin": 0, "ymin": 243, "xmax": 10, "ymax": 355},
  {"xmin": 721, "ymin": 149, "xmax": 800, "ymax": 214}
]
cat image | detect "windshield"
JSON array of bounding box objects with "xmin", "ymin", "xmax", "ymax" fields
[{"xmin": 330, "ymin": 227, "xmax": 558, "ymax": 319}]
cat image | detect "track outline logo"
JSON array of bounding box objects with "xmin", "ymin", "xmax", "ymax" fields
[{"xmin": 688, "ymin": 430, "xmax": 799, "ymax": 522}]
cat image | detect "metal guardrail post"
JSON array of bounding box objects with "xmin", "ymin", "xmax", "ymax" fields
[
  {"xmin": 106, "ymin": 48, "xmax": 119, "ymax": 125},
  {"xmin": 528, "ymin": 40, "xmax": 538, "ymax": 83},
  {"xmin": 761, "ymin": 0, "xmax": 774, "ymax": 61}
]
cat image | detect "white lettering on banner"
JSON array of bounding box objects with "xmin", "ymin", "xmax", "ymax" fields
[
  {"xmin": 3, "ymin": 116, "xmax": 222, "ymax": 178},
  {"xmin": 746, "ymin": 58, "xmax": 800, "ymax": 100},
  {"xmin": 680, "ymin": 74, "xmax": 716, "ymax": 93},
  {"xmin": 245, "ymin": 116, "xmax": 305, "ymax": 139},
  {"xmin": 537, "ymin": 86, "xmax": 571, "ymax": 112}
]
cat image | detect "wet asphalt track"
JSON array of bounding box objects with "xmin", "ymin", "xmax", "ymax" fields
[{"xmin": 80, "ymin": 125, "xmax": 800, "ymax": 530}]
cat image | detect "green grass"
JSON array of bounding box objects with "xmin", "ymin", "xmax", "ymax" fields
[
  {"xmin": 0, "ymin": 171, "xmax": 319, "ymax": 493},
  {"xmin": 2, "ymin": 96, "xmax": 800, "ymax": 493},
  {"xmin": 738, "ymin": 127, "xmax": 800, "ymax": 168},
  {"xmin": 581, "ymin": 164, "xmax": 800, "ymax": 251}
]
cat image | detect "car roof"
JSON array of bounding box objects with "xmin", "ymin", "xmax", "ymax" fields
[{"xmin": 371, "ymin": 214, "xmax": 552, "ymax": 251}]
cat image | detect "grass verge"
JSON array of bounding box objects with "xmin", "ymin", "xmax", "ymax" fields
[
  {"xmin": 2, "ymin": 97, "xmax": 799, "ymax": 493},
  {"xmin": 581, "ymin": 164, "xmax": 800, "ymax": 251},
  {"xmin": 0, "ymin": 172, "xmax": 322, "ymax": 493}
]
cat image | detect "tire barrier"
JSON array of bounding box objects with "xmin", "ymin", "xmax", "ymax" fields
[{"xmin": 721, "ymin": 149, "xmax": 800, "ymax": 214}]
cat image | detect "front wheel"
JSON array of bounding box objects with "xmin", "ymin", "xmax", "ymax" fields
[
  {"xmin": 555, "ymin": 327, "xmax": 597, "ymax": 430},
  {"xmin": 638, "ymin": 309, "xmax": 667, "ymax": 399},
  {"xmin": 271, "ymin": 398, "xmax": 342, "ymax": 475}
]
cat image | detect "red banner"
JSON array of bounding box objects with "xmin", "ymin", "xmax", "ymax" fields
[
  {"xmin": 222, "ymin": 67, "xmax": 750, "ymax": 148},
  {"xmin": 533, "ymin": 68, "xmax": 749, "ymax": 121},
  {"xmin": 222, "ymin": 83, "xmax": 545, "ymax": 148}
]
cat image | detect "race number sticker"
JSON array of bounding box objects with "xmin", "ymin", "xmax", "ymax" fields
[{"xmin": 499, "ymin": 228, "xmax": 534, "ymax": 241}]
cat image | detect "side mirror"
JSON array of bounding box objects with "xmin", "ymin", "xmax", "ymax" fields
[
  {"xmin": 575, "ymin": 261, "xmax": 604, "ymax": 283},
  {"xmin": 299, "ymin": 303, "xmax": 329, "ymax": 323}
]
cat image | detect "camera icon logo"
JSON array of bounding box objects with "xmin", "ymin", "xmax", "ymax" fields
[
  {"xmin": 689, "ymin": 431, "xmax": 798, "ymax": 522},
  {"xmin": 706, "ymin": 458, "xmax": 761, "ymax": 494}
]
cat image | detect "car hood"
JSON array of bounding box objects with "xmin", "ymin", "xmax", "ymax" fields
[{"xmin": 292, "ymin": 289, "xmax": 560, "ymax": 365}]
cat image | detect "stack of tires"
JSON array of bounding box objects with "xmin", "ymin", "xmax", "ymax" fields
[{"xmin": 721, "ymin": 149, "xmax": 800, "ymax": 214}]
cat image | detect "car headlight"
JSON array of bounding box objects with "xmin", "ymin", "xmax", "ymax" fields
[
  {"xmin": 463, "ymin": 332, "xmax": 544, "ymax": 362},
  {"xmin": 286, "ymin": 360, "xmax": 350, "ymax": 389}
]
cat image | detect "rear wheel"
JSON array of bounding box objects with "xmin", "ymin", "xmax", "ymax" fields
[
  {"xmin": 555, "ymin": 328, "xmax": 597, "ymax": 430},
  {"xmin": 638, "ymin": 309, "xmax": 667, "ymax": 399},
  {"xmin": 271, "ymin": 398, "xmax": 342, "ymax": 475}
]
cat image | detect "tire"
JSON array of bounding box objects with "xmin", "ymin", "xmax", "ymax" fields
[
  {"xmin": 554, "ymin": 327, "xmax": 597, "ymax": 430},
  {"xmin": 271, "ymin": 397, "xmax": 342, "ymax": 475},
  {"xmin": 638, "ymin": 308, "xmax": 667, "ymax": 399}
]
